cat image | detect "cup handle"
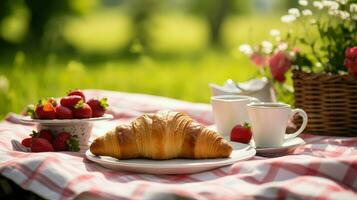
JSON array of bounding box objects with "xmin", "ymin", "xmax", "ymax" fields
[{"xmin": 284, "ymin": 108, "xmax": 308, "ymax": 140}]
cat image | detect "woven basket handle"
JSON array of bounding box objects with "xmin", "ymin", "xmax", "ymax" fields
[{"xmin": 285, "ymin": 108, "xmax": 308, "ymax": 140}]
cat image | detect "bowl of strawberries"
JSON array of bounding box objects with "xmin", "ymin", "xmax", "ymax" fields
[{"xmin": 20, "ymin": 89, "xmax": 113, "ymax": 152}]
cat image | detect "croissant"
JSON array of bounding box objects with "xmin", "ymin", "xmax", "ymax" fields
[{"xmin": 90, "ymin": 110, "xmax": 232, "ymax": 159}]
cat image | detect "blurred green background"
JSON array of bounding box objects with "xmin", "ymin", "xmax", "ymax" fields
[{"xmin": 0, "ymin": 0, "xmax": 297, "ymax": 118}]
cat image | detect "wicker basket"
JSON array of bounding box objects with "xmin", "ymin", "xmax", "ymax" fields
[{"xmin": 292, "ymin": 70, "xmax": 357, "ymax": 136}]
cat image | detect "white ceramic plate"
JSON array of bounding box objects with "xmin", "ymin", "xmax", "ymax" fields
[
  {"xmin": 250, "ymin": 137, "xmax": 305, "ymax": 157},
  {"xmin": 85, "ymin": 142, "xmax": 256, "ymax": 174},
  {"xmin": 20, "ymin": 114, "xmax": 113, "ymax": 125}
]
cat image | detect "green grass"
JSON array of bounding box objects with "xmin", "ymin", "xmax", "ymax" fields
[
  {"xmin": 0, "ymin": 51, "xmax": 261, "ymax": 118},
  {"xmin": 0, "ymin": 14, "xmax": 293, "ymax": 119}
]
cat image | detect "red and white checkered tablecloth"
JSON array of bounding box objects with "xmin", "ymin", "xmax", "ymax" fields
[{"xmin": 0, "ymin": 90, "xmax": 356, "ymax": 200}]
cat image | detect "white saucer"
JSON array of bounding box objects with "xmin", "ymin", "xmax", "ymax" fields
[
  {"xmin": 250, "ymin": 137, "xmax": 305, "ymax": 157},
  {"xmin": 85, "ymin": 141, "xmax": 256, "ymax": 174}
]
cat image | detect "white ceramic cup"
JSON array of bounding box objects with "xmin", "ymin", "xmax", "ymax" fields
[
  {"xmin": 247, "ymin": 102, "xmax": 308, "ymax": 148},
  {"xmin": 211, "ymin": 95, "xmax": 259, "ymax": 136}
]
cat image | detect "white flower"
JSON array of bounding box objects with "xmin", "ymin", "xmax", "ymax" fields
[
  {"xmin": 298, "ymin": 0, "xmax": 308, "ymax": 6},
  {"xmin": 281, "ymin": 15, "xmax": 297, "ymax": 23},
  {"xmin": 302, "ymin": 9, "xmax": 313, "ymax": 16},
  {"xmin": 239, "ymin": 44, "xmax": 253, "ymax": 56},
  {"xmin": 322, "ymin": 0, "xmax": 339, "ymax": 10},
  {"xmin": 328, "ymin": 8, "xmax": 339, "ymax": 16},
  {"xmin": 350, "ymin": 4, "xmax": 357, "ymax": 13},
  {"xmin": 261, "ymin": 41, "xmax": 273, "ymax": 54},
  {"xmin": 288, "ymin": 51, "xmax": 297, "ymax": 60},
  {"xmin": 270, "ymin": 29, "xmax": 280, "ymax": 37},
  {"xmin": 277, "ymin": 43, "xmax": 288, "ymax": 51},
  {"xmin": 313, "ymin": 1, "xmax": 324, "ymax": 10},
  {"xmin": 288, "ymin": 8, "xmax": 301, "ymax": 17},
  {"xmin": 338, "ymin": 11, "xmax": 350, "ymax": 20}
]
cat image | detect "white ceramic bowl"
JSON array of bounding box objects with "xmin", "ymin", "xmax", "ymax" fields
[{"xmin": 20, "ymin": 114, "xmax": 113, "ymax": 151}]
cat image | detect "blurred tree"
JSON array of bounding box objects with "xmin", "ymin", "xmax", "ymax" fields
[
  {"xmin": 0, "ymin": 0, "xmax": 12, "ymax": 19},
  {"xmin": 190, "ymin": 0, "xmax": 233, "ymax": 47},
  {"xmin": 0, "ymin": 0, "xmax": 18, "ymax": 48},
  {"xmin": 23, "ymin": 0, "xmax": 72, "ymax": 50},
  {"xmin": 125, "ymin": 0, "xmax": 161, "ymax": 54}
]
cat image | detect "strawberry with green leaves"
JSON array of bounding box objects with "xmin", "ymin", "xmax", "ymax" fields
[
  {"xmin": 52, "ymin": 132, "xmax": 80, "ymax": 152},
  {"xmin": 87, "ymin": 98, "xmax": 109, "ymax": 117},
  {"xmin": 230, "ymin": 122, "xmax": 252, "ymax": 144},
  {"xmin": 35, "ymin": 99, "xmax": 56, "ymax": 119},
  {"xmin": 22, "ymin": 129, "xmax": 54, "ymax": 147},
  {"xmin": 73, "ymin": 100, "xmax": 92, "ymax": 118},
  {"xmin": 31, "ymin": 130, "xmax": 53, "ymax": 142}
]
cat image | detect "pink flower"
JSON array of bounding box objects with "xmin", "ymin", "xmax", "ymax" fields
[
  {"xmin": 344, "ymin": 47, "xmax": 357, "ymax": 75},
  {"xmin": 250, "ymin": 53, "xmax": 268, "ymax": 67},
  {"xmin": 293, "ymin": 47, "xmax": 300, "ymax": 53},
  {"xmin": 345, "ymin": 47, "xmax": 357, "ymax": 60},
  {"xmin": 269, "ymin": 51, "xmax": 291, "ymax": 83}
]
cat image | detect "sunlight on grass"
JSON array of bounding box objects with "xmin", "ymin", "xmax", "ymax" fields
[
  {"xmin": 148, "ymin": 14, "xmax": 209, "ymax": 54},
  {"xmin": 222, "ymin": 15, "xmax": 285, "ymax": 49},
  {"xmin": 0, "ymin": 52, "xmax": 258, "ymax": 118},
  {"xmin": 63, "ymin": 11, "xmax": 132, "ymax": 54},
  {"xmin": 69, "ymin": 0, "xmax": 99, "ymax": 14}
]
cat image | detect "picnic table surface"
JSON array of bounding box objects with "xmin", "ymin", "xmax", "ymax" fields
[{"xmin": 0, "ymin": 90, "xmax": 356, "ymax": 200}]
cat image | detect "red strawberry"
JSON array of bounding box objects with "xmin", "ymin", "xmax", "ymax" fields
[
  {"xmin": 87, "ymin": 98, "xmax": 109, "ymax": 117},
  {"xmin": 52, "ymin": 132, "xmax": 71, "ymax": 151},
  {"xmin": 230, "ymin": 123, "xmax": 252, "ymax": 144},
  {"xmin": 31, "ymin": 130, "xmax": 53, "ymax": 142},
  {"xmin": 47, "ymin": 97, "xmax": 58, "ymax": 107},
  {"xmin": 68, "ymin": 89, "xmax": 86, "ymax": 101},
  {"xmin": 35, "ymin": 100, "xmax": 56, "ymax": 119},
  {"xmin": 55, "ymin": 105, "xmax": 73, "ymax": 119},
  {"xmin": 31, "ymin": 138, "xmax": 54, "ymax": 152},
  {"xmin": 39, "ymin": 130, "xmax": 53, "ymax": 142},
  {"xmin": 73, "ymin": 101, "xmax": 92, "ymax": 119},
  {"xmin": 52, "ymin": 132, "xmax": 80, "ymax": 152},
  {"xmin": 21, "ymin": 138, "xmax": 32, "ymax": 147},
  {"xmin": 60, "ymin": 95, "xmax": 83, "ymax": 108}
]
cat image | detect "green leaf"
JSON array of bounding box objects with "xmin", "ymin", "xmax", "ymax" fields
[
  {"xmin": 67, "ymin": 135, "xmax": 80, "ymax": 152},
  {"xmin": 30, "ymin": 130, "xmax": 39, "ymax": 138},
  {"xmin": 38, "ymin": 99, "xmax": 47, "ymax": 106},
  {"xmin": 74, "ymin": 100, "xmax": 84, "ymax": 109},
  {"xmin": 99, "ymin": 98, "xmax": 109, "ymax": 108},
  {"xmin": 243, "ymin": 122, "xmax": 251, "ymax": 129},
  {"xmin": 26, "ymin": 104, "xmax": 36, "ymax": 118}
]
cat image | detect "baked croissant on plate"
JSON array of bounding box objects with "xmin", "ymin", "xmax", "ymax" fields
[{"xmin": 90, "ymin": 110, "xmax": 232, "ymax": 159}]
